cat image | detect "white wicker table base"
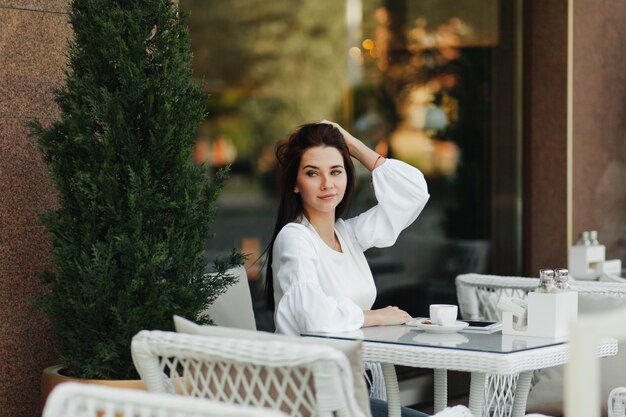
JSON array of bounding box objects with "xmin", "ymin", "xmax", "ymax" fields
[{"xmin": 364, "ymin": 338, "xmax": 617, "ymax": 417}]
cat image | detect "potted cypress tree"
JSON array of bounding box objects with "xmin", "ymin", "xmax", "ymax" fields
[{"xmin": 31, "ymin": 0, "xmax": 242, "ymax": 383}]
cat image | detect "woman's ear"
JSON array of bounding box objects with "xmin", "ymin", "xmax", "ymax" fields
[{"xmin": 294, "ymin": 186, "xmax": 299, "ymax": 193}]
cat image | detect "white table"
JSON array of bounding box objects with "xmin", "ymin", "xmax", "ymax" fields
[{"xmin": 304, "ymin": 325, "xmax": 617, "ymax": 417}]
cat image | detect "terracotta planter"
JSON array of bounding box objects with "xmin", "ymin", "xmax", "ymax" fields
[{"xmin": 41, "ymin": 365, "xmax": 146, "ymax": 412}]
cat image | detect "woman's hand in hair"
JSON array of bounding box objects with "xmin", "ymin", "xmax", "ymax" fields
[
  {"xmin": 319, "ymin": 120, "xmax": 359, "ymax": 149},
  {"xmin": 319, "ymin": 120, "xmax": 383, "ymax": 171},
  {"xmin": 363, "ymin": 306, "xmax": 412, "ymax": 327}
]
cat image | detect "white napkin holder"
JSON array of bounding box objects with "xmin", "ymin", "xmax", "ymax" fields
[
  {"xmin": 568, "ymin": 244, "xmax": 605, "ymax": 280},
  {"xmin": 502, "ymin": 291, "xmax": 578, "ymax": 338}
]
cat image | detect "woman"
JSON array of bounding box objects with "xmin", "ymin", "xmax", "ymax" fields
[{"xmin": 265, "ymin": 121, "xmax": 430, "ymax": 417}]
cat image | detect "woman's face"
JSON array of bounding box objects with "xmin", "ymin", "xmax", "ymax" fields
[{"xmin": 295, "ymin": 146, "xmax": 347, "ymax": 219}]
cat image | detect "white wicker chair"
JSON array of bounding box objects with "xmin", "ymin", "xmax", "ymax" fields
[
  {"xmin": 608, "ymin": 387, "xmax": 626, "ymax": 417},
  {"xmin": 131, "ymin": 329, "xmax": 367, "ymax": 417},
  {"xmin": 42, "ymin": 381, "xmax": 287, "ymax": 417},
  {"xmin": 456, "ymin": 274, "xmax": 626, "ymax": 322},
  {"xmin": 455, "ymin": 273, "xmax": 626, "ymax": 417},
  {"xmin": 566, "ymin": 307, "xmax": 626, "ymax": 417}
]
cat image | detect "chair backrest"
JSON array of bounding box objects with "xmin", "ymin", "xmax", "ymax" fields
[
  {"xmin": 566, "ymin": 306, "xmax": 626, "ymax": 417},
  {"xmin": 171, "ymin": 316, "xmax": 372, "ymax": 417},
  {"xmin": 42, "ymin": 381, "xmax": 288, "ymax": 417},
  {"xmin": 455, "ymin": 273, "xmax": 626, "ymax": 321},
  {"xmin": 205, "ymin": 265, "xmax": 256, "ymax": 330},
  {"xmin": 609, "ymin": 387, "xmax": 626, "ymax": 417},
  {"xmin": 131, "ymin": 330, "xmax": 367, "ymax": 417},
  {"xmin": 455, "ymin": 274, "xmax": 538, "ymax": 320}
]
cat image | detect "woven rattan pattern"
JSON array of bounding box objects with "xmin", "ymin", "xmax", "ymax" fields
[
  {"xmin": 132, "ymin": 330, "xmax": 366, "ymax": 417},
  {"xmin": 609, "ymin": 387, "xmax": 626, "ymax": 417},
  {"xmin": 42, "ymin": 381, "xmax": 288, "ymax": 417},
  {"xmin": 361, "ymin": 340, "xmax": 616, "ymax": 375}
]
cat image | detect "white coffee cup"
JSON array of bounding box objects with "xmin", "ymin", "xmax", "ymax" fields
[{"xmin": 429, "ymin": 304, "xmax": 458, "ymax": 326}]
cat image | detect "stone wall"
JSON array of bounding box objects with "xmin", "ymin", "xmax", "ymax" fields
[
  {"xmin": 572, "ymin": 0, "xmax": 626, "ymax": 262},
  {"xmin": 522, "ymin": 0, "xmax": 625, "ymax": 274},
  {"xmin": 0, "ymin": 1, "xmax": 69, "ymax": 416}
]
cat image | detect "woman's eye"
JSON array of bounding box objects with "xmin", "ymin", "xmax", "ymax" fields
[
  {"xmin": 331, "ymin": 170, "xmax": 343, "ymax": 176},
  {"xmin": 306, "ymin": 171, "xmax": 318, "ymax": 177}
]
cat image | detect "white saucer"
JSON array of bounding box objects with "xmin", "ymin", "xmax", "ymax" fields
[
  {"xmin": 412, "ymin": 332, "xmax": 469, "ymax": 346},
  {"xmin": 406, "ymin": 318, "xmax": 469, "ymax": 333}
]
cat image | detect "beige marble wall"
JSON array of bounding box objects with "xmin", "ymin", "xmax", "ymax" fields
[
  {"xmin": 572, "ymin": 0, "xmax": 626, "ymax": 262},
  {"xmin": 0, "ymin": 1, "xmax": 69, "ymax": 416}
]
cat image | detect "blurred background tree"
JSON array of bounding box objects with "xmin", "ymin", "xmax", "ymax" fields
[{"xmin": 182, "ymin": 0, "xmax": 346, "ymax": 172}]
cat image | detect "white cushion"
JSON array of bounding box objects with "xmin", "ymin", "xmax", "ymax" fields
[
  {"xmin": 173, "ymin": 315, "xmax": 372, "ymax": 417},
  {"xmin": 204, "ymin": 265, "xmax": 256, "ymax": 330}
]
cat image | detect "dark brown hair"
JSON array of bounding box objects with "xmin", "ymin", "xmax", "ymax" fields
[{"xmin": 265, "ymin": 123, "xmax": 356, "ymax": 311}]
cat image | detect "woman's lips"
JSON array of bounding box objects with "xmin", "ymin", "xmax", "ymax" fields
[{"xmin": 318, "ymin": 194, "xmax": 336, "ymax": 201}]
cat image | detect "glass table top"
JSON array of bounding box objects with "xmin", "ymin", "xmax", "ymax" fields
[{"xmin": 303, "ymin": 322, "xmax": 569, "ymax": 354}]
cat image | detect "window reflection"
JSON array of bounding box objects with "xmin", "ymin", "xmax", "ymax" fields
[{"xmin": 180, "ymin": 0, "xmax": 519, "ymax": 331}]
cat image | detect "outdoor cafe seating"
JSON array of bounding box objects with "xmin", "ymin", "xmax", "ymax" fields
[
  {"xmin": 41, "ymin": 267, "xmax": 626, "ymax": 417},
  {"xmin": 456, "ymin": 273, "xmax": 626, "ymax": 416},
  {"xmin": 130, "ymin": 323, "xmax": 474, "ymax": 417}
]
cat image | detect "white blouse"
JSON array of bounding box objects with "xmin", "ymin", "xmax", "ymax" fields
[{"xmin": 272, "ymin": 159, "xmax": 430, "ymax": 336}]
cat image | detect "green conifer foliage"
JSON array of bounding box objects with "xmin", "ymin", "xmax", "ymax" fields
[{"xmin": 31, "ymin": 0, "xmax": 242, "ymax": 380}]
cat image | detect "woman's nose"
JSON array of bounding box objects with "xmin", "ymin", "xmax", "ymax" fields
[{"xmin": 320, "ymin": 175, "xmax": 333, "ymax": 190}]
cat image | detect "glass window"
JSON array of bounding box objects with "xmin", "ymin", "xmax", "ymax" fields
[{"xmin": 181, "ymin": 0, "xmax": 522, "ymax": 331}]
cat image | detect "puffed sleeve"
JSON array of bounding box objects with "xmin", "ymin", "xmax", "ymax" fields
[
  {"xmin": 273, "ymin": 224, "xmax": 364, "ymax": 335},
  {"xmin": 344, "ymin": 159, "xmax": 429, "ymax": 251}
]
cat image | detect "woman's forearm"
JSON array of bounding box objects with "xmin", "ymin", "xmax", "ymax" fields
[
  {"xmin": 348, "ymin": 139, "xmax": 385, "ymax": 172},
  {"xmin": 363, "ymin": 306, "xmax": 412, "ymax": 327}
]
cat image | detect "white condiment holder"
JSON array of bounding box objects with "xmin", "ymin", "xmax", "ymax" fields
[
  {"xmin": 568, "ymin": 244, "xmax": 605, "ymax": 280},
  {"xmin": 502, "ymin": 291, "xmax": 578, "ymax": 338}
]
